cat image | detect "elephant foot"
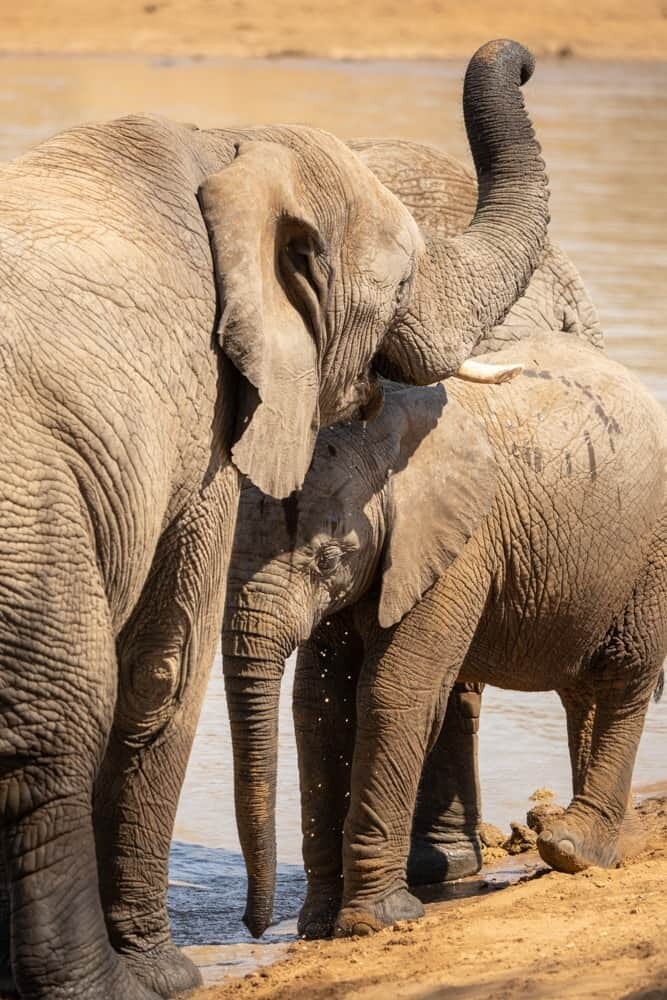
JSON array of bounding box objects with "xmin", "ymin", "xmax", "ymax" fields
[
  {"xmin": 122, "ymin": 942, "xmax": 202, "ymax": 998},
  {"xmin": 334, "ymin": 888, "xmax": 424, "ymax": 937},
  {"xmin": 23, "ymin": 959, "xmax": 161, "ymax": 1000},
  {"xmin": 297, "ymin": 885, "xmax": 342, "ymax": 940},
  {"xmin": 104, "ymin": 962, "xmax": 163, "ymax": 1000},
  {"xmin": 537, "ymin": 811, "xmax": 620, "ymax": 874},
  {"xmin": 617, "ymin": 806, "xmax": 648, "ymax": 861},
  {"xmin": 407, "ymin": 835, "xmax": 482, "ymax": 886}
]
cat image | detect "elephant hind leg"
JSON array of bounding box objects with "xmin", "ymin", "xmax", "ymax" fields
[
  {"xmin": 558, "ymin": 683, "xmax": 596, "ymax": 798},
  {"xmin": 540, "ymin": 547, "xmax": 667, "ymax": 874},
  {"xmin": 558, "ymin": 685, "xmax": 648, "ymax": 863},
  {"xmin": 0, "ymin": 854, "xmax": 11, "ymax": 994},
  {"xmin": 0, "ymin": 546, "xmax": 158, "ymax": 1000},
  {"xmin": 95, "ymin": 472, "xmax": 237, "ymax": 997}
]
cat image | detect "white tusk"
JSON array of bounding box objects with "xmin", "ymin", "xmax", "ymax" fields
[{"xmin": 454, "ymin": 360, "xmax": 524, "ymax": 384}]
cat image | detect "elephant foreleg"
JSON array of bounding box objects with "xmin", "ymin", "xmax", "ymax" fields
[
  {"xmin": 408, "ymin": 682, "xmax": 484, "ymax": 886},
  {"xmin": 94, "ymin": 470, "xmax": 238, "ymax": 999},
  {"xmin": 293, "ymin": 613, "xmax": 363, "ymax": 940},
  {"xmin": 336, "ymin": 556, "xmax": 489, "ymax": 937}
]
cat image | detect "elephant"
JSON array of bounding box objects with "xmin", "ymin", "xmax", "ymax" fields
[
  {"xmin": 347, "ymin": 137, "xmax": 602, "ymax": 357},
  {"xmin": 219, "ymin": 116, "xmax": 601, "ymax": 939},
  {"xmin": 223, "ymin": 335, "xmax": 667, "ymax": 939},
  {"xmin": 0, "ymin": 39, "xmax": 551, "ymax": 1000}
]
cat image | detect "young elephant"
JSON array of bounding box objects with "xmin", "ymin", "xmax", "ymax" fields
[{"xmin": 223, "ymin": 334, "xmax": 667, "ymax": 938}]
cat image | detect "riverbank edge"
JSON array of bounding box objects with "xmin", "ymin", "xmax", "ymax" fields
[
  {"xmin": 1, "ymin": 1, "xmax": 666, "ymax": 63},
  {"xmin": 195, "ymin": 793, "xmax": 667, "ymax": 999}
]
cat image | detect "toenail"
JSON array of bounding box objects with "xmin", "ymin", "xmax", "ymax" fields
[
  {"xmin": 540, "ymin": 831, "xmax": 553, "ymax": 842},
  {"xmin": 558, "ymin": 839, "xmax": 575, "ymax": 856},
  {"xmin": 352, "ymin": 923, "xmax": 374, "ymax": 937}
]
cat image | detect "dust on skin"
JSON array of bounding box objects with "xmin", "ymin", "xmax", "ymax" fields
[{"xmin": 195, "ymin": 794, "xmax": 667, "ymax": 1000}]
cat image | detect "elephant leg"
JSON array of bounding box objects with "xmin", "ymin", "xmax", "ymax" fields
[
  {"xmin": 0, "ymin": 561, "xmax": 158, "ymax": 1000},
  {"xmin": 559, "ymin": 683, "xmax": 648, "ymax": 861},
  {"xmin": 559, "ymin": 683, "xmax": 596, "ymax": 795},
  {"xmin": 336, "ymin": 568, "xmax": 488, "ymax": 936},
  {"xmin": 539, "ymin": 559, "xmax": 667, "ymax": 873},
  {"xmin": 293, "ymin": 614, "xmax": 363, "ymax": 940},
  {"xmin": 94, "ymin": 472, "xmax": 237, "ymax": 998},
  {"xmin": 408, "ymin": 682, "xmax": 484, "ymax": 886},
  {"xmin": 0, "ymin": 853, "xmax": 12, "ymax": 994}
]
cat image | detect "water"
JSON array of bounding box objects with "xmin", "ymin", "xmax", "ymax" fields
[{"xmin": 1, "ymin": 52, "xmax": 664, "ymax": 981}]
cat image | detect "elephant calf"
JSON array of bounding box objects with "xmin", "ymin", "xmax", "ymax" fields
[{"xmin": 223, "ymin": 333, "xmax": 667, "ymax": 938}]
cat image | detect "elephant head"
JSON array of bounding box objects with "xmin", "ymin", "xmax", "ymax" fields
[
  {"xmin": 222, "ymin": 382, "xmax": 498, "ymax": 935},
  {"xmin": 198, "ymin": 37, "xmax": 548, "ymax": 497}
]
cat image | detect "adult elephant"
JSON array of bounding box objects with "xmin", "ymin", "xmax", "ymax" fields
[
  {"xmin": 348, "ymin": 136, "xmax": 602, "ymax": 355},
  {"xmin": 0, "ymin": 40, "xmax": 550, "ymax": 1000},
  {"xmin": 223, "ymin": 336, "xmax": 667, "ymax": 938},
  {"xmin": 221, "ymin": 126, "xmax": 600, "ymax": 939}
]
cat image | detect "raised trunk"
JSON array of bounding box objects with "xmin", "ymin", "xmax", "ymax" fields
[
  {"xmin": 379, "ymin": 39, "xmax": 550, "ymax": 383},
  {"xmin": 222, "ymin": 648, "xmax": 285, "ymax": 938}
]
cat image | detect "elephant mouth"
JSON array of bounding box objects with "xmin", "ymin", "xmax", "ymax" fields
[
  {"xmin": 320, "ymin": 368, "xmax": 384, "ymax": 426},
  {"xmin": 357, "ymin": 374, "xmax": 385, "ymax": 421}
]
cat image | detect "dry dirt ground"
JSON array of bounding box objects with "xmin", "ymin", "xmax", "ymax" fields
[
  {"xmin": 0, "ymin": 1, "xmax": 666, "ymax": 60},
  {"xmin": 196, "ymin": 796, "xmax": 667, "ymax": 1000}
]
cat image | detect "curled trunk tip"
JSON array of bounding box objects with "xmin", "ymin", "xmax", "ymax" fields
[{"xmin": 467, "ymin": 38, "xmax": 536, "ymax": 87}]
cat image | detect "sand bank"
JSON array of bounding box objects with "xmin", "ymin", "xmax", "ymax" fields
[
  {"xmin": 1, "ymin": 1, "xmax": 665, "ymax": 61},
  {"xmin": 197, "ymin": 796, "xmax": 667, "ymax": 1000}
]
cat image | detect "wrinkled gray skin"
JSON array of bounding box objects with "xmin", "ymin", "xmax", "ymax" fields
[
  {"xmin": 222, "ymin": 128, "xmax": 599, "ymax": 937},
  {"xmin": 0, "ymin": 39, "xmax": 551, "ymax": 1000},
  {"xmin": 350, "ymin": 137, "xmax": 602, "ymax": 357},
  {"xmin": 224, "ymin": 336, "xmax": 667, "ymax": 939}
]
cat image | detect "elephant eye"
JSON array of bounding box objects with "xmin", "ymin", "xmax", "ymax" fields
[
  {"xmin": 395, "ymin": 271, "xmax": 413, "ymax": 313},
  {"xmin": 314, "ymin": 544, "xmax": 341, "ymax": 576}
]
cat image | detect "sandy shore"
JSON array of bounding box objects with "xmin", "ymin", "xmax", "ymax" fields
[
  {"xmin": 196, "ymin": 796, "xmax": 667, "ymax": 1000},
  {"xmin": 0, "ymin": 1, "xmax": 666, "ymax": 60}
]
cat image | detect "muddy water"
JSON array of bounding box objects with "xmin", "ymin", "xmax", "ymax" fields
[{"xmin": 1, "ymin": 53, "xmax": 665, "ymax": 981}]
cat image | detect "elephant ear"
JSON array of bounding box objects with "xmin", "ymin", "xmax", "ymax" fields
[
  {"xmin": 377, "ymin": 384, "xmax": 497, "ymax": 628},
  {"xmin": 198, "ymin": 141, "xmax": 327, "ymax": 499}
]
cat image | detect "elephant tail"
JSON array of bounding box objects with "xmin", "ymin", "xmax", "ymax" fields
[{"xmin": 654, "ymin": 668, "xmax": 664, "ymax": 703}]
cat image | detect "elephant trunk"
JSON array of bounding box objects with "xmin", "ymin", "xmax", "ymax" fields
[
  {"xmin": 380, "ymin": 38, "xmax": 550, "ymax": 383},
  {"xmin": 223, "ymin": 648, "xmax": 285, "ymax": 938}
]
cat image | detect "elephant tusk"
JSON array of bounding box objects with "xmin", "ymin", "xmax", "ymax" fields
[{"xmin": 454, "ymin": 360, "xmax": 524, "ymax": 384}]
